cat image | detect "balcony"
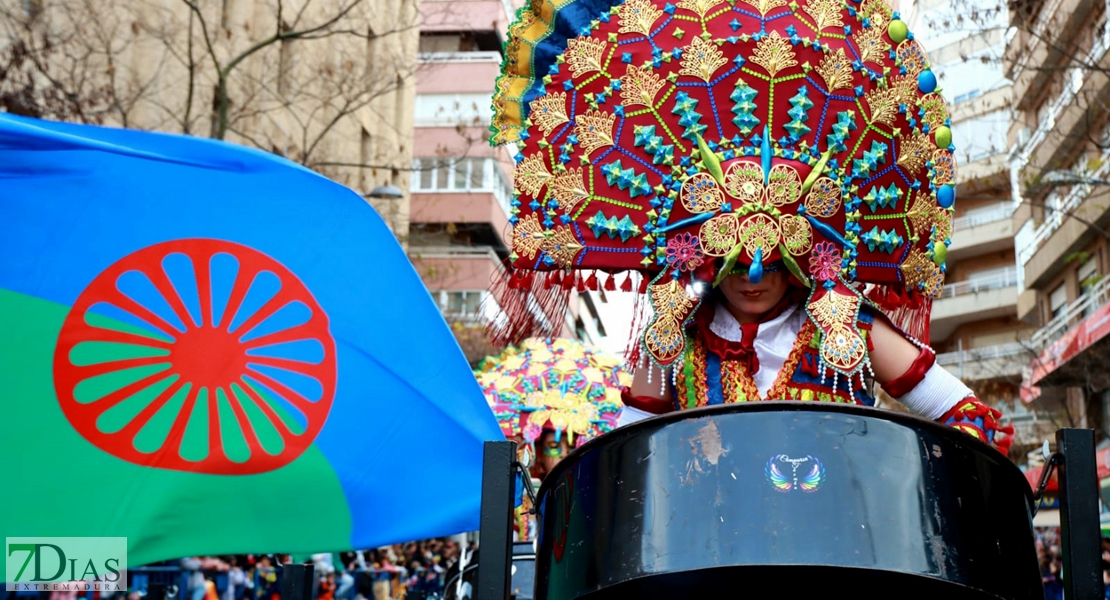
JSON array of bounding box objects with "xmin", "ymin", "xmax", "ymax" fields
[
  {"xmin": 947, "ymin": 202, "xmax": 1014, "ymax": 261},
  {"xmin": 417, "ymin": 51, "xmax": 503, "ymax": 95},
  {"xmin": 1023, "ymin": 276, "xmax": 1110, "ymax": 391},
  {"xmin": 410, "ymin": 157, "xmax": 514, "ymax": 247},
  {"xmin": 936, "ymin": 342, "xmax": 1029, "ymax": 382},
  {"xmin": 419, "ymin": 0, "xmax": 512, "ymax": 36},
  {"xmin": 931, "ymin": 267, "xmax": 1020, "ymax": 341}
]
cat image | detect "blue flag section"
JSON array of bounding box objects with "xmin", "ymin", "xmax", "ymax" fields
[{"xmin": 0, "ymin": 113, "xmax": 504, "ymax": 563}]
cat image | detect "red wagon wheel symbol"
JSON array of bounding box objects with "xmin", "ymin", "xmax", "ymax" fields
[{"xmin": 54, "ymin": 239, "xmax": 337, "ymax": 475}]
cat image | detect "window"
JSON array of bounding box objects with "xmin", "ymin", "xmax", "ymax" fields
[
  {"xmin": 1049, "ymin": 283, "xmax": 1068, "ymax": 320},
  {"xmin": 1079, "ymin": 257, "xmax": 1099, "ymax": 295},
  {"xmin": 440, "ymin": 291, "xmax": 484, "ymax": 318}
]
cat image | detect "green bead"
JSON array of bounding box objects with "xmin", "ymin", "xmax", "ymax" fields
[
  {"xmin": 934, "ymin": 126, "xmax": 952, "ymax": 149},
  {"xmin": 888, "ymin": 20, "xmax": 909, "ymax": 43},
  {"xmin": 933, "ymin": 242, "xmax": 948, "ymax": 266}
]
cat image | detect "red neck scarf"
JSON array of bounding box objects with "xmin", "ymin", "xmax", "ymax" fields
[{"xmin": 696, "ymin": 287, "xmax": 807, "ymax": 374}]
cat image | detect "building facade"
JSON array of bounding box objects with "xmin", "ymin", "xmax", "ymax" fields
[
  {"xmin": 891, "ymin": 0, "xmax": 1058, "ymax": 455},
  {"xmin": 1006, "ymin": 0, "xmax": 1110, "ymax": 444},
  {"xmin": 0, "ymin": 0, "xmax": 416, "ymax": 234},
  {"xmin": 411, "ymin": 0, "xmax": 614, "ymax": 364}
]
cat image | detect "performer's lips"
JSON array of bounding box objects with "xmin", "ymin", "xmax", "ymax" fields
[{"xmin": 739, "ymin": 290, "xmax": 764, "ymax": 298}]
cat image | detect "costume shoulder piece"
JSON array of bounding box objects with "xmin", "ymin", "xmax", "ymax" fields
[{"xmin": 490, "ymin": 0, "xmax": 954, "ymax": 380}]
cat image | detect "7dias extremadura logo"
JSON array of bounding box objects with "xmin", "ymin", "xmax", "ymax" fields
[{"xmin": 5, "ymin": 538, "xmax": 127, "ymax": 592}]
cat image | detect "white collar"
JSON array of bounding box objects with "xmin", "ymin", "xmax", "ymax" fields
[{"xmin": 708, "ymin": 301, "xmax": 801, "ymax": 343}]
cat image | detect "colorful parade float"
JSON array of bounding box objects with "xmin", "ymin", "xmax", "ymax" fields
[{"xmin": 468, "ymin": 0, "xmax": 1108, "ymax": 597}]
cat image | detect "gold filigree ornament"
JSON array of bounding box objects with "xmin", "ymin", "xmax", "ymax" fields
[
  {"xmin": 932, "ymin": 150, "xmax": 956, "ymax": 185},
  {"xmin": 743, "ymin": 0, "xmax": 788, "ymax": 17},
  {"xmin": 897, "ymin": 131, "xmax": 933, "ymax": 173},
  {"xmin": 737, "ymin": 213, "xmax": 782, "ymax": 258},
  {"xmin": 779, "ymin": 214, "xmax": 813, "ymax": 256},
  {"xmin": 619, "ymin": 0, "xmax": 664, "ymax": 36},
  {"xmin": 645, "ymin": 279, "xmax": 699, "ymax": 363},
  {"xmin": 816, "ymin": 48, "xmax": 853, "ymax": 93},
  {"xmin": 565, "ymin": 37, "xmax": 607, "ymax": 78},
  {"xmin": 807, "ymin": 287, "xmax": 855, "ymax": 327},
  {"xmin": 896, "ymin": 40, "xmax": 928, "ymax": 78},
  {"xmin": 765, "ymin": 164, "xmax": 802, "ymax": 206},
  {"xmin": 820, "ymin": 322, "xmax": 868, "ymax": 372},
  {"xmin": 699, "ymin": 213, "xmax": 741, "ymax": 256},
  {"xmin": 681, "ymin": 172, "xmax": 726, "ymax": 213},
  {"xmin": 900, "ymin": 248, "xmax": 945, "ymax": 298},
  {"xmin": 750, "ymin": 31, "xmax": 798, "ymax": 78},
  {"xmin": 513, "ymin": 213, "xmax": 546, "ymax": 260},
  {"xmin": 864, "ymin": 85, "xmax": 900, "ymax": 127},
  {"xmin": 804, "ymin": 177, "xmax": 842, "ymax": 217},
  {"xmin": 907, "ymin": 191, "xmax": 951, "ymax": 242},
  {"xmin": 529, "ymin": 93, "xmax": 569, "ymax": 136},
  {"xmin": 681, "ymin": 36, "xmax": 729, "ymax": 82},
  {"xmin": 919, "ymin": 93, "xmax": 949, "ymax": 130},
  {"xmin": 574, "ymin": 110, "xmax": 617, "ymax": 157},
  {"xmin": 853, "ymin": 24, "xmax": 888, "ymax": 65},
  {"xmin": 803, "ymin": 0, "xmax": 844, "ymax": 32},
  {"xmin": 515, "ymin": 153, "xmax": 553, "ymax": 196},
  {"xmin": 645, "ymin": 315, "xmax": 685, "ymax": 363},
  {"xmin": 857, "ymin": 0, "xmax": 892, "ymax": 27},
  {"xmin": 541, "ymin": 226, "xmax": 584, "ymax": 268},
  {"xmin": 724, "ymin": 161, "xmax": 764, "ymax": 204},
  {"xmin": 677, "ymin": 0, "xmax": 725, "ymax": 18},
  {"xmin": 549, "ymin": 168, "xmax": 591, "ymax": 213},
  {"xmin": 621, "ymin": 66, "xmax": 667, "ymax": 107}
]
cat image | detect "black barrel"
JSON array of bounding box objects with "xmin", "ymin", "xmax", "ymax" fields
[{"xmin": 533, "ymin": 402, "xmax": 1043, "ymax": 600}]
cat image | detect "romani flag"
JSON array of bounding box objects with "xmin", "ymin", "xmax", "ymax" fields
[{"xmin": 0, "ymin": 114, "xmax": 503, "ymax": 565}]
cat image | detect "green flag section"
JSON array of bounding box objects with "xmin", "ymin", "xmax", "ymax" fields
[{"xmin": 1, "ymin": 288, "xmax": 350, "ymax": 566}]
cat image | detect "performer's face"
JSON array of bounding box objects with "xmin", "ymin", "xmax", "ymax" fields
[
  {"xmin": 536, "ymin": 430, "xmax": 569, "ymax": 478},
  {"xmin": 719, "ymin": 270, "xmax": 790, "ymax": 322}
]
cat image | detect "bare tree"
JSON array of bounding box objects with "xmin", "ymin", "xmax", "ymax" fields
[{"xmin": 0, "ymin": 0, "xmax": 435, "ymax": 187}]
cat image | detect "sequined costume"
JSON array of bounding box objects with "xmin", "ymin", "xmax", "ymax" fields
[{"xmin": 487, "ymin": 0, "xmax": 1012, "ymax": 453}]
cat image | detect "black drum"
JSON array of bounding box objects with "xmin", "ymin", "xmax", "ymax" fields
[{"xmin": 533, "ymin": 402, "xmax": 1043, "ymax": 600}]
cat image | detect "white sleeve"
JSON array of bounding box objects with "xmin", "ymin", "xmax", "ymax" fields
[
  {"xmin": 617, "ymin": 405, "xmax": 657, "ymax": 428},
  {"xmin": 896, "ymin": 362, "xmax": 975, "ymax": 420}
]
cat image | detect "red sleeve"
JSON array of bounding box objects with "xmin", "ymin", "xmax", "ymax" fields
[
  {"xmin": 621, "ymin": 387, "xmax": 674, "ymax": 415},
  {"xmin": 879, "ymin": 345, "xmax": 935, "ymax": 398}
]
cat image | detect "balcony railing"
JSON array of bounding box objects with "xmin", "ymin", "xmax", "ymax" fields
[
  {"xmin": 1030, "ymin": 275, "xmax": 1110, "ymax": 348},
  {"xmin": 1013, "ymin": 23, "xmax": 1110, "ymax": 270},
  {"xmin": 937, "ymin": 267, "xmax": 1019, "ymax": 299},
  {"xmin": 952, "ymin": 202, "xmax": 1013, "ymax": 231},
  {"xmin": 418, "ymin": 51, "xmax": 502, "ymax": 63},
  {"xmin": 935, "ymin": 341, "xmax": 1029, "ymax": 366},
  {"xmin": 412, "ymin": 157, "xmax": 514, "ymax": 219}
]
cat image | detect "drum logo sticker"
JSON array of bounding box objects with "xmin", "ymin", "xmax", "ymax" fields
[{"xmin": 765, "ymin": 454, "xmax": 825, "ymax": 493}]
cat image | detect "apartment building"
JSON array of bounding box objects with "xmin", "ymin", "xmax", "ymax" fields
[
  {"xmin": 1005, "ymin": 0, "xmax": 1110, "ymax": 447},
  {"xmin": 0, "ymin": 0, "xmax": 417, "ymax": 234},
  {"xmin": 410, "ymin": 0, "xmax": 612, "ymax": 364},
  {"xmin": 897, "ymin": 0, "xmax": 1051, "ymax": 454}
]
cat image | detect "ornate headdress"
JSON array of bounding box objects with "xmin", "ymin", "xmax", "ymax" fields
[
  {"xmin": 489, "ymin": 0, "xmax": 955, "ymax": 381},
  {"xmin": 476, "ymin": 337, "xmax": 628, "ymax": 447}
]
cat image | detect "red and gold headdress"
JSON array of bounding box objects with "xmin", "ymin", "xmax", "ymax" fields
[{"xmin": 490, "ymin": 0, "xmax": 955, "ymax": 380}]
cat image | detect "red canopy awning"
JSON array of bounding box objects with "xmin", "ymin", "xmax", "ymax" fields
[{"xmin": 1023, "ymin": 300, "xmax": 1110, "ymax": 402}]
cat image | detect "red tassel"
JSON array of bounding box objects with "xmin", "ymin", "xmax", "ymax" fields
[
  {"xmin": 562, "ymin": 272, "xmax": 575, "ymax": 290},
  {"xmin": 604, "ymin": 273, "xmax": 616, "ymax": 291},
  {"xmin": 576, "ymin": 273, "xmax": 587, "ymax": 292},
  {"xmin": 548, "ymin": 271, "xmax": 562, "ymax": 288},
  {"xmin": 621, "ymin": 273, "xmax": 633, "ymax": 292},
  {"xmin": 585, "ymin": 272, "xmax": 599, "ymax": 290}
]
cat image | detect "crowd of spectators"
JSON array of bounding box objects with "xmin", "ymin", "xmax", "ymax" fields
[{"xmin": 165, "ymin": 539, "xmax": 467, "ymax": 600}]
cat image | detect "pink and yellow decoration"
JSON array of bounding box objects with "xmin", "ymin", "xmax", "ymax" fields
[{"xmin": 476, "ymin": 337, "xmax": 629, "ymax": 448}]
